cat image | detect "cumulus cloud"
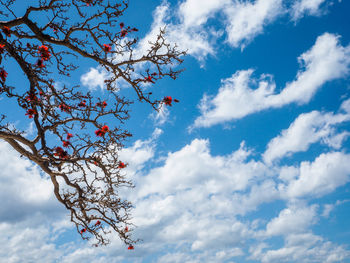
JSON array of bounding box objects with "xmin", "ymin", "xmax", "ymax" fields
[
  {"xmin": 279, "ymin": 151, "xmax": 350, "ymax": 198},
  {"xmin": 193, "ymin": 33, "xmax": 350, "ymax": 128},
  {"xmin": 264, "ymin": 204, "xmax": 318, "ymax": 236},
  {"xmin": 2, "ymin": 132, "xmax": 350, "ymax": 262},
  {"xmin": 251, "ymin": 233, "xmax": 350, "ymax": 263},
  {"xmin": 136, "ymin": 1, "xmax": 215, "ymax": 63},
  {"xmin": 291, "ymin": 0, "xmax": 327, "ymax": 20},
  {"xmin": 0, "ymin": 142, "xmax": 63, "ymax": 223},
  {"xmin": 224, "ymin": 0, "xmax": 283, "ymax": 48},
  {"xmin": 80, "ymin": 67, "xmax": 108, "ymax": 90},
  {"xmin": 263, "ymin": 101, "xmax": 350, "ymax": 163}
]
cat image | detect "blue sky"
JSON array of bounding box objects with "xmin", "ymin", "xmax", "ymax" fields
[{"xmin": 1, "ymin": 0, "xmax": 350, "ymax": 262}]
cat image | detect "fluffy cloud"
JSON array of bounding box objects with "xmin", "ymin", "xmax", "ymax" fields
[
  {"xmin": 264, "ymin": 204, "xmax": 318, "ymax": 236},
  {"xmin": 263, "ymin": 101, "xmax": 350, "ymax": 163},
  {"xmin": 80, "ymin": 67, "xmax": 108, "ymax": 90},
  {"xmin": 224, "ymin": 0, "xmax": 283, "ymax": 48},
  {"xmin": 251, "ymin": 233, "xmax": 350, "ymax": 262},
  {"xmin": 193, "ymin": 33, "xmax": 350, "ymax": 128},
  {"xmin": 291, "ymin": 0, "xmax": 327, "ymax": 20},
  {"xmin": 0, "ymin": 142, "xmax": 63, "ymax": 223},
  {"xmin": 282, "ymin": 151, "xmax": 350, "ymax": 198},
  {"xmin": 1, "ymin": 132, "xmax": 350, "ymax": 262},
  {"xmin": 136, "ymin": 1, "xmax": 215, "ymax": 63}
]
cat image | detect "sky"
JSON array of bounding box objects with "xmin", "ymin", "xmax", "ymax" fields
[{"xmin": 1, "ymin": 0, "xmax": 350, "ymax": 262}]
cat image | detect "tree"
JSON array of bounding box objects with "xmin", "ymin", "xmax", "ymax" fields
[{"xmin": 0, "ymin": 0, "xmax": 185, "ymax": 247}]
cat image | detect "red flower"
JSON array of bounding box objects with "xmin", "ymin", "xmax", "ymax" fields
[
  {"xmin": 49, "ymin": 25, "xmax": 58, "ymax": 32},
  {"xmin": 124, "ymin": 226, "xmax": 128, "ymax": 232},
  {"xmin": 54, "ymin": 147, "xmax": 69, "ymax": 160},
  {"xmin": 0, "ymin": 44, "xmax": 5, "ymax": 54},
  {"xmin": 95, "ymin": 220, "xmax": 101, "ymax": 226},
  {"xmin": 0, "ymin": 69, "xmax": 8, "ymax": 82},
  {"xmin": 38, "ymin": 45, "xmax": 51, "ymax": 61},
  {"xmin": 59, "ymin": 103, "xmax": 71, "ymax": 112},
  {"xmin": 66, "ymin": 133, "xmax": 73, "ymax": 140},
  {"xmin": 63, "ymin": 141, "xmax": 70, "ymax": 147},
  {"xmin": 95, "ymin": 129, "xmax": 104, "ymax": 137},
  {"xmin": 25, "ymin": 92, "xmax": 39, "ymax": 102},
  {"xmin": 36, "ymin": 58, "xmax": 45, "ymax": 68},
  {"xmin": 2, "ymin": 26, "xmax": 11, "ymax": 37},
  {"xmin": 101, "ymin": 125, "xmax": 109, "ymax": 133},
  {"xmin": 96, "ymin": 101, "xmax": 107, "ymax": 108},
  {"xmin": 25, "ymin": 109, "xmax": 37, "ymax": 118},
  {"xmin": 163, "ymin": 96, "xmax": 172, "ymax": 106},
  {"xmin": 78, "ymin": 100, "xmax": 86, "ymax": 107},
  {"xmin": 120, "ymin": 29, "xmax": 127, "ymax": 37},
  {"xmin": 128, "ymin": 245, "xmax": 134, "ymax": 250},
  {"xmin": 120, "ymin": 22, "xmax": 124, "ymax": 28},
  {"xmin": 144, "ymin": 76, "xmax": 155, "ymax": 83},
  {"xmin": 103, "ymin": 44, "xmax": 111, "ymax": 52},
  {"xmin": 118, "ymin": 161, "xmax": 126, "ymax": 169},
  {"xmin": 80, "ymin": 228, "xmax": 87, "ymax": 234}
]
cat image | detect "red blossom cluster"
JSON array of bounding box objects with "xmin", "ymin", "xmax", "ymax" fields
[
  {"xmin": 59, "ymin": 103, "xmax": 71, "ymax": 112},
  {"xmin": 25, "ymin": 109, "xmax": 37, "ymax": 118},
  {"xmin": 36, "ymin": 45, "xmax": 51, "ymax": 68},
  {"xmin": 78, "ymin": 100, "xmax": 87, "ymax": 107},
  {"xmin": 85, "ymin": 0, "xmax": 93, "ymax": 6},
  {"xmin": 95, "ymin": 125, "xmax": 109, "ymax": 137},
  {"xmin": 119, "ymin": 22, "xmax": 138, "ymax": 38},
  {"xmin": 63, "ymin": 133, "xmax": 74, "ymax": 147},
  {"xmin": 54, "ymin": 147, "xmax": 69, "ymax": 160},
  {"xmin": 144, "ymin": 75, "xmax": 155, "ymax": 83},
  {"xmin": 0, "ymin": 69, "xmax": 8, "ymax": 82},
  {"xmin": 0, "ymin": 44, "xmax": 5, "ymax": 54},
  {"xmin": 2, "ymin": 26, "xmax": 11, "ymax": 37},
  {"xmin": 25, "ymin": 92, "xmax": 39, "ymax": 103},
  {"xmin": 163, "ymin": 96, "xmax": 179, "ymax": 106},
  {"xmin": 118, "ymin": 161, "xmax": 126, "ymax": 169},
  {"xmin": 38, "ymin": 45, "xmax": 51, "ymax": 60},
  {"xmin": 96, "ymin": 101, "xmax": 107, "ymax": 108},
  {"xmin": 80, "ymin": 220, "xmax": 102, "ymax": 235},
  {"xmin": 36, "ymin": 59, "xmax": 45, "ymax": 68},
  {"xmin": 128, "ymin": 245, "xmax": 134, "ymax": 250},
  {"xmin": 103, "ymin": 44, "xmax": 111, "ymax": 52},
  {"xmin": 124, "ymin": 226, "xmax": 128, "ymax": 232}
]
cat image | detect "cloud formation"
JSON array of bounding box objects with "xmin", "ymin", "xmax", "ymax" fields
[
  {"xmin": 263, "ymin": 99, "xmax": 350, "ymax": 163},
  {"xmin": 193, "ymin": 33, "xmax": 350, "ymax": 128}
]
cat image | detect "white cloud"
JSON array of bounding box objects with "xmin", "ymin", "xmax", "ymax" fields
[
  {"xmin": 224, "ymin": 0, "xmax": 283, "ymax": 48},
  {"xmin": 178, "ymin": 0, "xmax": 230, "ymax": 28},
  {"xmin": 263, "ymin": 104, "xmax": 350, "ymax": 164},
  {"xmin": 280, "ymin": 151, "xmax": 350, "ymax": 198},
  {"xmin": 137, "ymin": 1, "xmax": 215, "ymax": 63},
  {"xmin": 193, "ymin": 33, "xmax": 350, "ymax": 128},
  {"xmin": 0, "ymin": 142, "xmax": 63, "ymax": 223},
  {"xmin": 80, "ymin": 67, "xmax": 108, "ymax": 90},
  {"xmin": 1, "ymin": 132, "xmax": 350, "ymax": 262},
  {"xmin": 264, "ymin": 204, "xmax": 318, "ymax": 236},
  {"xmin": 149, "ymin": 106, "xmax": 170, "ymax": 126},
  {"xmin": 251, "ymin": 233, "xmax": 350, "ymax": 263},
  {"xmin": 291, "ymin": 0, "xmax": 327, "ymax": 20}
]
